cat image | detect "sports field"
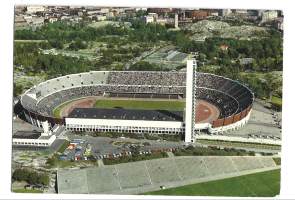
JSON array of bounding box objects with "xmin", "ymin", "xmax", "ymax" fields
[
  {"xmin": 94, "ymin": 99, "xmax": 185, "ymax": 111},
  {"xmin": 53, "ymin": 98, "xmax": 185, "ymax": 118},
  {"xmin": 144, "ymin": 169, "xmax": 280, "ymax": 197}
]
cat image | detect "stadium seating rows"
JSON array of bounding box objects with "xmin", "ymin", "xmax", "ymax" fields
[{"xmin": 21, "ymin": 71, "xmax": 254, "ymax": 120}]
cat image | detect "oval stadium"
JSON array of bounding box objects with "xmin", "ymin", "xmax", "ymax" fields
[{"xmin": 17, "ymin": 61, "xmax": 254, "ymax": 142}]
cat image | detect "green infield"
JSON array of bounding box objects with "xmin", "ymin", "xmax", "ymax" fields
[
  {"xmin": 144, "ymin": 169, "xmax": 280, "ymax": 197},
  {"xmin": 53, "ymin": 98, "xmax": 185, "ymax": 118},
  {"xmin": 94, "ymin": 99, "xmax": 185, "ymax": 111}
]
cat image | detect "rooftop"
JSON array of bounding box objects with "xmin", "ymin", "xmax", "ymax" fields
[{"xmin": 12, "ymin": 131, "xmax": 41, "ymax": 139}]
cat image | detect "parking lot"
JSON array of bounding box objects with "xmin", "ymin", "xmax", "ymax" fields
[
  {"xmin": 63, "ymin": 133, "xmax": 184, "ymax": 160},
  {"xmin": 59, "ymin": 139, "xmax": 93, "ymax": 161}
]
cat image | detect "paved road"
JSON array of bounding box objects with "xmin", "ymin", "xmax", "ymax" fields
[{"xmin": 248, "ymin": 121, "xmax": 280, "ymax": 128}]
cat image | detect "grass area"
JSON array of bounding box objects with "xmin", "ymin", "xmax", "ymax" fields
[
  {"xmin": 57, "ymin": 140, "xmax": 70, "ymax": 153},
  {"xmin": 46, "ymin": 159, "xmax": 76, "ymax": 168},
  {"xmin": 13, "ymin": 188, "xmax": 43, "ymax": 193},
  {"xmin": 271, "ymin": 96, "xmax": 282, "ymax": 106},
  {"xmin": 46, "ymin": 154, "xmax": 97, "ymax": 169},
  {"xmin": 94, "ymin": 99, "xmax": 185, "ymax": 111},
  {"xmin": 74, "ymin": 131, "xmax": 183, "ymax": 142},
  {"xmin": 198, "ymin": 139, "xmax": 281, "ymax": 151},
  {"xmin": 103, "ymin": 152, "xmax": 168, "ymax": 165},
  {"xmin": 273, "ymin": 157, "xmax": 281, "ymax": 166},
  {"xmin": 143, "ymin": 133, "xmax": 183, "ymax": 142},
  {"xmin": 53, "ymin": 98, "xmax": 184, "ymax": 118},
  {"xmin": 174, "ymin": 145, "xmax": 253, "ymax": 156},
  {"xmin": 144, "ymin": 169, "xmax": 280, "ymax": 197},
  {"xmin": 14, "ymin": 40, "xmax": 48, "ymax": 43}
]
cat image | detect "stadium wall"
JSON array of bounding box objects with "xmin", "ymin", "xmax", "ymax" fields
[
  {"xmin": 209, "ymin": 109, "xmax": 252, "ymax": 133},
  {"xmin": 65, "ymin": 118, "xmax": 185, "ymax": 134}
]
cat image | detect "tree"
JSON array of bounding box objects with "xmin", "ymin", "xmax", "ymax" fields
[
  {"xmin": 13, "ymin": 83, "xmax": 23, "ymax": 97},
  {"xmin": 129, "ymin": 61, "xmax": 161, "ymax": 71},
  {"xmin": 264, "ymin": 73, "xmax": 281, "ymax": 101},
  {"xmin": 12, "ymin": 169, "xmax": 29, "ymax": 181},
  {"xmin": 68, "ymin": 39, "xmax": 88, "ymax": 51},
  {"xmin": 12, "ymin": 168, "xmax": 50, "ymax": 186},
  {"xmin": 49, "ymin": 39, "xmax": 64, "ymax": 49},
  {"xmin": 38, "ymin": 174, "xmax": 50, "ymax": 185}
]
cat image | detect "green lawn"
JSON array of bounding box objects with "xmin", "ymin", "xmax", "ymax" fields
[
  {"xmin": 53, "ymin": 98, "xmax": 185, "ymax": 118},
  {"xmin": 13, "ymin": 188, "xmax": 43, "ymax": 193},
  {"xmin": 273, "ymin": 157, "xmax": 281, "ymax": 166},
  {"xmin": 144, "ymin": 169, "xmax": 280, "ymax": 197},
  {"xmin": 271, "ymin": 96, "xmax": 282, "ymax": 106},
  {"xmin": 94, "ymin": 99, "xmax": 185, "ymax": 111},
  {"xmin": 57, "ymin": 140, "xmax": 70, "ymax": 153},
  {"xmin": 197, "ymin": 139, "xmax": 281, "ymax": 150}
]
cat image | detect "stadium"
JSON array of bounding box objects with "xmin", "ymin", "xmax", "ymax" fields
[{"xmin": 17, "ymin": 60, "xmax": 254, "ymax": 142}]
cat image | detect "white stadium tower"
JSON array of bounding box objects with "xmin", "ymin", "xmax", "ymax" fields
[{"xmin": 185, "ymin": 59, "xmax": 197, "ymax": 143}]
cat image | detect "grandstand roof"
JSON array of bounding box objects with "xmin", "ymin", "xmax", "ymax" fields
[{"xmin": 68, "ymin": 108, "xmax": 184, "ymax": 121}]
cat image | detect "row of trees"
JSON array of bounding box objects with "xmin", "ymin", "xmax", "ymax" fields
[
  {"xmin": 35, "ymin": 54, "xmax": 92, "ymax": 77},
  {"xmin": 15, "ymin": 20, "xmax": 189, "ymax": 49},
  {"xmin": 14, "ymin": 42, "xmax": 51, "ymax": 68},
  {"xmin": 129, "ymin": 61, "xmax": 162, "ymax": 71},
  {"xmin": 180, "ymin": 31, "xmax": 283, "ymax": 72},
  {"xmin": 14, "ymin": 41, "xmax": 93, "ymax": 77},
  {"xmin": 15, "ymin": 22, "xmax": 128, "ymax": 43}
]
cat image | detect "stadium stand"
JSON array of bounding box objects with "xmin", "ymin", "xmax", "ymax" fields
[{"xmin": 19, "ymin": 71, "xmax": 254, "ymax": 133}]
